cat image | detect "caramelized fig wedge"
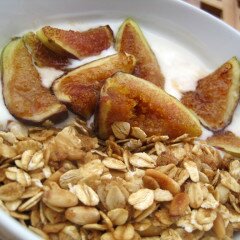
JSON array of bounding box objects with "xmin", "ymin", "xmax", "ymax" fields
[
  {"xmin": 181, "ymin": 57, "xmax": 240, "ymax": 131},
  {"xmin": 23, "ymin": 32, "xmax": 70, "ymax": 70},
  {"xmin": 1, "ymin": 38, "xmax": 68, "ymax": 125},
  {"xmin": 95, "ymin": 72, "xmax": 202, "ymax": 139},
  {"xmin": 116, "ymin": 18, "xmax": 164, "ymax": 88},
  {"xmin": 36, "ymin": 25, "xmax": 114, "ymax": 59},
  {"xmin": 207, "ymin": 131, "xmax": 240, "ymax": 156},
  {"xmin": 52, "ymin": 52, "xmax": 136, "ymax": 119}
]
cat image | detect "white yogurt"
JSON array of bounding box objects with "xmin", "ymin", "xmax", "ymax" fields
[
  {"xmin": 37, "ymin": 66, "xmax": 64, "ymax": 89},
  {"xmin": 0, "ymin": 20, "xmax": 222, "ymax": 139}
]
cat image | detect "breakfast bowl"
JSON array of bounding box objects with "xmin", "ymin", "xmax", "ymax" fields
[{"xmin": 0, "ymin": 0, "xmax": 240, "ymax": 239}]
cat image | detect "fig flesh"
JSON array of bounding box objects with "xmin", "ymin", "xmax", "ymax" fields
[
  {"xmin": 52, "ymin": 52, "xmax": 136, "ymax": 119},
  {"xmin": 1, "ymin": 38, "xmax": 68, "ymax": 125},
  {"xmin": 37, "ymin": 25, "xmax": 114, "ymax": 59},
  {"xmin": 116, "ymin": 18, "xmax": 164, "ymax": 88},
  {"xmin": 181, "ymin": 57, "xmax": 240, "ymax": 131},
  {"xmin": 96, "ymin": 72, "xmax": 202, "ymax": 139}
]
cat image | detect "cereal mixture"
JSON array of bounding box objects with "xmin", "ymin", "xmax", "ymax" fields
[{"xmin": 0, "ymin": 119, "xmax": 239, "ymax": 240}]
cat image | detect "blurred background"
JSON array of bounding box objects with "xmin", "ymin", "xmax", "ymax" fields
[{"xmin": 184, "ymin": 0, "xmax": 240, "ymax": 30}]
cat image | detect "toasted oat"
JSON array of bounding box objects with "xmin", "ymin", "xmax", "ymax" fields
[
  {"xmin": 154, "ymin": 188, "xmax": 173, "ymax": 202},
  {"xmin": 103, "ymin": 157, "xmax": 127, "ymax": 171},
  {"xmin": 71, "ymin": 183, "xmax": 99, "ymax": 206},
  {"xmin": 183, "ymin": 161, "xmax": 199, "ymax": 182},
  {"xmin": 18, "ymin": 191, "xmax": 43, "ymax": 212},
  {"xmin": 128, "ymin": 189, "xmax": 154, "ymax": 211},
  {"xmin": 105, "ymin": 185, "xmax": 126, "ymax": 210},
  {"xmin": 130, "ymin": 152, "xmax": 156, "ymax": 168},
  {"xmin": 107, "ymin": 208, "xmax": 129, "ymax": 226},
  {"xmin": 221, "ymin": 171, "xmax": 240, "ymax": 193},
  {"xmin": 0, "ymin": 182, "xmax": 25, "ymax": 201},
  {"xmin": 131, "ymin": 127, "xmax": 147, "ymax": 141},
  {"xmin": 188, "ymin": 182, "xmax": 204, "ymax": 208},
  {"xmin": 111, "ymin": 122, "xmax": 130, "ymax": 140}
]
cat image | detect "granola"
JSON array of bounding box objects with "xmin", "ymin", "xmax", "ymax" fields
[{"xmin": 0, "ymin": 121, "xmax": 239, "ymax": 240}]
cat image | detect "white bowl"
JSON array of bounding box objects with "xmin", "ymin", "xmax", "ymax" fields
[{"xmin": 0, "ymin": 0, "xmax": 240, "ymax": 239}]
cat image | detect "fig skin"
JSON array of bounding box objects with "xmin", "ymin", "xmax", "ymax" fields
[
  {"xmin": 23, "ymin": 32, "xmax": 70, "ymax": 70},
  {"xmin": 116, "ymin": 18, "xmax": 165, "ymax": 88},
  {"xmin": 1, "ymin": 38, "xmax": 68, "ymax": 125},
  {"xmin": 36, "ymin": 25, "xmax": 114, "ymax": 59},
  {"xmin": 95, "ymin": 72, "xmax": 202, "ymax": 140},
  {"xmin": 181, "ymin": 57, "xmax": 240, "ymax": 131},
  {"xmin": 207, "ymin": 131, "xmax": 240, "ymax": 157},
  {"xmin": 52, "ymin": 52, "xmax": 136, "ymax": 119}
]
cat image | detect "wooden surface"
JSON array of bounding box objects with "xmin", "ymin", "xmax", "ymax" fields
[{"xmin": 184, "ymin": 0, "xmax": 240, "ymax": 30}]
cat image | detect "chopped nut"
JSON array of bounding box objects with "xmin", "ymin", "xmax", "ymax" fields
[
  {"xmin": 43, "ymin": 182, "xmax": 78, "ymax": 208},
  {"xmin": 128, "ymin": 189, "xmax": 154, "ymax": 211},
  {"xmin": 145, "ymin": 169, "xmax": 180, "ymax": 195},
  {"xmin": 65, "ymin": 206, "xmax": 100, "ymax": 225},
  {"xmin": 143, "ymin": 175, "xmax": 159, "ymax": 190}
]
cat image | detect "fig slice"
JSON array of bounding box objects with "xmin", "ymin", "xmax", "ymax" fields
[
  {"xmin": 23, "ymin": 32, "xmax": 70, "ymax": 70},
  {"xmin": 36, "ymin": 25, "xmax": 114, "ymax": 59},
  {"xmin": 1, "ymin": 38, "xmax": 68, "ymax": 125},
  {"xmin": 95, "ymin": 72, "xmax": 202, "ymax": 140},
  {"xmin": 207, "ymin": 131, "xmax": 240, "ymax": 156},
  {"xmin": 181, "ymin": 57, "xmax": 240, "ymax": 131},
  {"xmin": 52, "ymin": 52, "xmax": 136, "ymax": 119},
  {"xmin": 116, "ymin": 18, "xmax": 165, "ymax": 88}
]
